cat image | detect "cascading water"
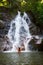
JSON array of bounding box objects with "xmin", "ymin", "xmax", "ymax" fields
[{"xmin": 7, "ymin": 11, "xmax": 32, "ymax": 52}]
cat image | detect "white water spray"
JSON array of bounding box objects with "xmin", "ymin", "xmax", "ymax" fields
[{"xmin": 7, "ymin": 11, "xmax": 32, "ymax": 52}]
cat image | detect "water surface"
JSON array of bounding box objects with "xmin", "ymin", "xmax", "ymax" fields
[{"xmin": 0, "ymin": 52, "xmax": 43, "ymax": 65}]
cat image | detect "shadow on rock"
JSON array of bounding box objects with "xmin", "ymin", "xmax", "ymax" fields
[{"xmin": 0, "ymin": 35, "xmax": 12, "ymax": 52}]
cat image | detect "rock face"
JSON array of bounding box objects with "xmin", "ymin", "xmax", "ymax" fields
[
  {"xmin": 0, "ymin": 36, "xmax": 12, "ymax": 52},
  {"xmin": 29, "ymin": 22, "xmax": 40, "ymax": 35},
  {"xmin": 26, "ymin": 15, "xmax": 41, "ymax": 35},
  {"xmin": 0, "ymin": 20, "xmax": 10, "ymax": 37},
  {"xmin": 0, "ymin": 20, "xmax": 5, "ymax": 29},
  {"xmin": 27, "ymin": 11, "xmax": 43, "ymax": 35},
  {"xmin": 28, "ymin": 36, "xmax": 43, "ymax": 51}
]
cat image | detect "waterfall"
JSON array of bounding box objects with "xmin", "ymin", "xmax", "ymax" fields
[{"xmin": 7, "ymin": 11, "xmax": 32, "ymax": 52}]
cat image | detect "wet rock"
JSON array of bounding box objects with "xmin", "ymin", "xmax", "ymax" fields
[
  {"xmin": 0, "ymin": 35, "xmax": 12, "ymax": 52},
  {"xmin": 0, "ymin": 19, "xmax": 10, "ymax": 36},
  {"xmin": 28, "ymin": 36, "xmax": 43, "ymax": 51},
  {"xmin": 0, "ymin": 20, "xmax": 5, "ymax": 29},
  {"xmin": 29, "ymin": 22, "xmax": 40, "ymax": 35}
]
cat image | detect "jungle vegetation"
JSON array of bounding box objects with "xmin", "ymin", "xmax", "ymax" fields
[{"xmin": 0, "ymin": 0, "xmax": 43, "ymax": 29}]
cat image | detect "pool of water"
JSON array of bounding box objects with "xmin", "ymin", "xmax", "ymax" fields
[{"xmin": 0, "ymin": 52, "xmax": 43, "ymax": 65}]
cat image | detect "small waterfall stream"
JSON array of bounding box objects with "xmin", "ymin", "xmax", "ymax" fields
[
  {"xmin": 7, "ymin": 11, "xmax": 32, "ymax": 52},
  {"xmin": 3, "ymin": 11, "xmax": 42, "ymax": 53}
]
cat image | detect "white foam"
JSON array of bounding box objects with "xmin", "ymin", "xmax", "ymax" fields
[{"xmin": 6, "ymin": 11, "xmax": 32, "ymax": 52}]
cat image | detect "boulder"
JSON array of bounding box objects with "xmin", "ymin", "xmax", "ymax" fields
[
  {"xmin": 0, "ymin": 20, "xmax": 5, "ymax": 29},
  {"xmin": 28, "ymin": 36, "xmax": 43, "ymax": 51},
  {"xmin": 0, "ymin": 35, "xmax": 12, "ymax": 52}
]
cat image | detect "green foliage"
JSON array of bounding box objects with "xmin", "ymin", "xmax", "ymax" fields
[
  {"xmin": 0, "ymin": 0, "xmax": 43, "ymax": 28},
  {"xmin": 0, "ymin": 0, "xmax": 8, "ymax": 7}
]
